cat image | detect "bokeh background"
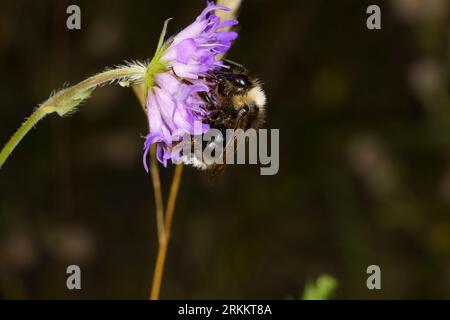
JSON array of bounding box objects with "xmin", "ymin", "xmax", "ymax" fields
[{"xmin": 1, "ymin": 0, "xmax": 450, "ymax": 299}]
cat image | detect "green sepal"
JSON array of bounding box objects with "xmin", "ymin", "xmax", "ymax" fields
[{"xmin": 44, "ymin": 87, "xmax": 95, "ymax": 116}]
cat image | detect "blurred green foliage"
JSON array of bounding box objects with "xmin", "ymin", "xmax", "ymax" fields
[{"xmin": 302, "ymin": 275, "xmax": 338, "ymax": 300}]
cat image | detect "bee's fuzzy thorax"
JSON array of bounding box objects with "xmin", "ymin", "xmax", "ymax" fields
[{"xmin": 245, "ymin": 83, "xmax": 266, "ymax": 109}]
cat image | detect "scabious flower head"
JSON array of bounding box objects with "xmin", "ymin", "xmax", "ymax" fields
[{"xmin": 143, "ymin": 1, "xmax": 239, "ymax": 171}]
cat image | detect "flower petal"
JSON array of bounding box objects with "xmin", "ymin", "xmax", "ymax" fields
[{"xmin": 176, "ymin": 39, "xmax": 197, "ymax": 64}]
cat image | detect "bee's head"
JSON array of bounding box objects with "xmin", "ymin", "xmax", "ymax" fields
[
  {"xmin": 206, "ymin": 60, "xmax": 267, "ymax": 129},
  {"xmin": 220, "ymin": 66, "xmax": 266, "ymax": 128},
  {"xmin": 220, "ymin": 73, "xmax": 252, "ymax": 91},
  {"xmin": 214, "ymin": 72, "xmax": 252, "ymax": 97},
  {"xmin": 230, "ymin": 79, "xmax": 266, "ymax": 130}
]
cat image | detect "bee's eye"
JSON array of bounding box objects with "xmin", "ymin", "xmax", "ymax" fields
[
  {"xmin": 220, "ymin": 73, "xmax": 251, "ymax": 88},
  {"xmin": 217, "ymin": 72, "xmax": 251, "ymax": 88},
  {"xmin": 232, "ymin": 75, "xmax": 251, "ymax": 88}
]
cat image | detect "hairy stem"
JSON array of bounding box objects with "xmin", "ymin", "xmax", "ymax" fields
[
  {"xmin": 0, "ymin": 108, "xmax": 46, "ymax": 169},
  {"xmin": 150, "ymin": 163, "xmax": 184, "ymax": 300},
  {"xmin": 0, "ymin": 66, "xmax": 145, "ymax": 169}
]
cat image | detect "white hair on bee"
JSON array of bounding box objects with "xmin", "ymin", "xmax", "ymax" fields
[
  {"xmin": 246, "ymin": 84, "xmax": 266, "ymax": 109},
  {"xmin": 180, "ymin": 154, "xmax": 208, "ymax": 170}
]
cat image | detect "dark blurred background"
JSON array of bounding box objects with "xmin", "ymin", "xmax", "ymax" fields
[{"xmin": 0, "ymin": 0, "xmax": 450, "ymax": 299}]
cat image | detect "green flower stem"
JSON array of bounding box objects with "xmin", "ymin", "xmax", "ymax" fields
[
  {"xmin": 0, "ymin": 66, "xmax": 146, "ymax": 169},
  {"xmin": 0, "ymin": 107, "xmax": 47, "ymax": 169}
]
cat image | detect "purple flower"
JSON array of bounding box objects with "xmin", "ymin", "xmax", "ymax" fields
[{"xmin": 143, "ymin": 1, "xmax": 238, "ymax": 171}]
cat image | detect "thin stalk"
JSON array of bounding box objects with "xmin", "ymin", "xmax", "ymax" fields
[
  {"xmin": 150, "ymin": 163, "xmax": 184, "ymax": 300},
  {"xmin": 132, "ymin": 83, "xmax": 175, "ymax": 298},
  {"xmin": 164, "ymin": 164, "xmax": 184, "ymax": 236},
  {"xmin": 0, "ymin": 108, "xmax": 46, "ymax": 168},
  {"xmin": 132, "ymin": 83, "xmax": 166, "ymax": 244},
  {"xmin": 0, "ymin": 66, "xmax": 146, "ymax": 169},
  {"xmin": 147, "ymin": 0, "xmax": 242, "ymax": 300},
  {"xmin": 150, "ymin": 145, "xmax": 166, "ymax": 243}
]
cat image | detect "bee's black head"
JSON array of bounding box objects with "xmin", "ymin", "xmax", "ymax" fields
[{"xmin": 218, "ymin": 73, "xmax": 251, "ymax": 89}]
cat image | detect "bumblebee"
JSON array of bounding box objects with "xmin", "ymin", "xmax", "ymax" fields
[
  {"xmin": 181, "ymin": 60, "xmax": 267, "ymax": 176},
  {"xmin": 205, "ymin": 59, "xmax": 266, "ymax": 132}
]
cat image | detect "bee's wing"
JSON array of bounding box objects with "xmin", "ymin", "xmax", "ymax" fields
[{"xmin": 208, "ymin": 116, "xmax": 249, "ymax": 183}]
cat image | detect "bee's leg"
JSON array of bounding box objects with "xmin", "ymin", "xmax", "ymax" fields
[
  {"xmin": 234, "ymin": 106, "xmax": 249, "ymax": 129},
  {"xmin": 236, "ymin": 107, "xmax": 248, "ymax": 121},
  {"xmin": 198, "ymin": 92, "xmax": 214, "ymax": 105}
]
